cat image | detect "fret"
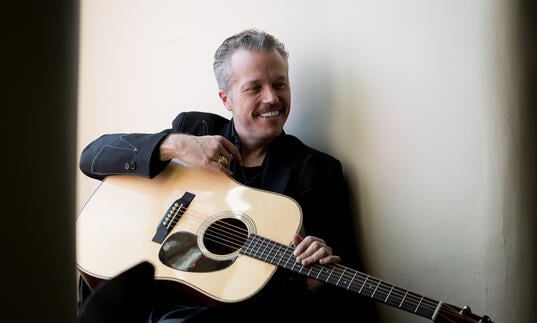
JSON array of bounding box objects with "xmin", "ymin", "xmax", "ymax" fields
[
  {"xmin": 252, "ymin": 235, "xmax": 264, "ymax": 259},
  {"xmin": 371, "ymin": 281, "xmax": 391, "ymax": 303},
  {"xmin": 272, "ymin": 243, "xmax": 285, "ymax": 266},
  {"xmin": 324, "ymin": 266, "xmax": 335, "ymax": 283},
  {"xmin": 347, "ymin": 271, "xmax": 358, "ymax": 290},
  {"xmin": 316, "ymin": 266, "xmax": 331, "ymax": 282},
  {"xmin": 314, "ymin": 266, "xmax": 322, "ymax": 280},
  {"xmin": 362, "ymin": 277, "xmax": 380, "ymax": 298},
  {"xmin": 399, "ymin": 290, "xmax": 409, "ymax": 308},
  {"xmin": 282, "ymin": 250, "xmax": 293, "ymax": 269},
  {"xmin": 297, "ymin": 262, "xmax": 305, "ymax": 274},
  {"xmin": 385, "ymin": 286, "xmax": 406, "ymax": 307},
  {"xmin": 384, "ymin": 285, "xmax": 395, "ymax": 303},
  {"xmin": 239, "ymin": 235, "xmax": 441, "ymax": 321},
  {"xmin": 335, "ymin": 267, "xmax": 348, "ymax": 288},
  {"xmin": 401, "ymin": 291, "xmax": 420, "ymax": 313},
  {"xmin": 414, "ymin": 296, "xmax": 424, "ymax": 313},
  {"xmin": 371, "ymin": 279, "xmax": 381, "ymax": 298},
  {"xmin": 266, "ymin": 240, "xmax": 276, "ymax": 262},
  {"xmin": 306, "ymin": 266, "xmax": 313, "ymax": 277},
  {"xmin": 254, "ymin": 235, "xmax": 265, "ymax": 259},
  {"xmin": 358, "ymin": 276, "xmax": 369, "ymax": 294},
  {"xmin": 244, "ymin": 235, "xmax": 258, "ymax": 258}
]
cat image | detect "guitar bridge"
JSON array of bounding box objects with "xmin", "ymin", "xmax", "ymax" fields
[{"xmin": 152, "ymin": 192, "xmax": 195, "ymax": 243}]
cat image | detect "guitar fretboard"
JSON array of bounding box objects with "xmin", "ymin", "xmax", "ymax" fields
[{"xmin": 239, "ymin": 234, "xmax": 440, "ymax": 320}]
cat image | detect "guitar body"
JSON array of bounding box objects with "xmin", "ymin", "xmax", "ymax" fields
[
  {"xmin": 76, "ymin": 161, "xmax": 302, "ymax": 303},
  {"xmin": 77, "ymin": 161, "xmax": 494, "ymax": 323}
]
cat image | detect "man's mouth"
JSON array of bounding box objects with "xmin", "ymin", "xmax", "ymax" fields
[{"xmin": 258, "ymin": 110, "xmax": 281, "ymax": 118}]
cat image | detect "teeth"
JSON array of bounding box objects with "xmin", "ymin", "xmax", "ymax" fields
[{"xmin": 259, "ymin": 110, "xmax": 280, "ymax": 118}]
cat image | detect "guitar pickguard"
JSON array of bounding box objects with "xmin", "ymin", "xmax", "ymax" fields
[
  {"xmin": 159, "ymin": 211, "xmax": 256, "ymax": 273},
  {"xmin": 159, "ymin": 231, "xmax": 234, "ymax": 272}
]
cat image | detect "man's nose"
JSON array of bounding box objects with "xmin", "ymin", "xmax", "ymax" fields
[{"xmin": 260, "ymin": 86, "xmax": 279, "ymax": 104}]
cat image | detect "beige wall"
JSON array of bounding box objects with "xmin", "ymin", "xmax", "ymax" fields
[{"xmin": 77, "ymin": 1, "xmax": 535, "ymax": 322}]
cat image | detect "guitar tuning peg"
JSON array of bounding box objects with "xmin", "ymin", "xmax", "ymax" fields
[{"xmin": 481, "ymin": 315, "xmax": 493, "ymax": 322}]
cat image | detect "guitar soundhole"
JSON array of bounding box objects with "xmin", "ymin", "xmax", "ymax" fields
[{"xmin": 203, "ymin": 217, "xmax": 248, "ymax": 255}]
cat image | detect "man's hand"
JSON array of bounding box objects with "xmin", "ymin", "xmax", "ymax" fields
[
  {"xmin": 160, "ymin": 134, "xmax": 242, "ymax": 175},
  {"xmin": 292, "ymin": 234, "xmax": 341, "ymax": 289}
]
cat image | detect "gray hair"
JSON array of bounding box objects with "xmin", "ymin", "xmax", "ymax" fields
[{"xmin": 213, "ymin": 29, "xmax": 289, "ymax": 94}]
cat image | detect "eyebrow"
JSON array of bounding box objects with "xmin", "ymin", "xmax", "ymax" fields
[{"xmin": 243, "ymin": 75, "xmax": 288, "ymax": 84}]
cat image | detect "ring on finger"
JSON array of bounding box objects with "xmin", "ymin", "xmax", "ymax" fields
[{"xmin": 217, "ymin": 155, "xmax": 229, "ymax": 168}]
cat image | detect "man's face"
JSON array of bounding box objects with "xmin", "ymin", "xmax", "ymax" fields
[{"xmin": 219, "ymin": 48, "xmax": 291, "ymax": 145}]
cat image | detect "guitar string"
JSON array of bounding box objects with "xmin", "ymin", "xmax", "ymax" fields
[
  {"xmin": 172, "ymin": 205, "xmax": 441, "ymax": 314},
  {"xmin": 178, "ymin": 209, "xmax": 441, "ymax": 316},
  {"xmin": 168, "ymin": 205, "xmax": 442, "ymax": 315},
  {"xmin": 244, "ymin": 233, "xmax": 440, "ymax": 315}
]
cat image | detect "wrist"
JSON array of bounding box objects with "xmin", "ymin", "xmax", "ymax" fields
[{"xmin": 159, "ymin": 133, "xmax": 184, "ymax": 161}]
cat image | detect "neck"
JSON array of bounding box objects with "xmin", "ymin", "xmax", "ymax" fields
[
  {"xmin": 239, "ymin": 138, "xmax": 272, "ymax": 167},
  {"xmin": 241, "ymin": 145, "xmax": 268, "ymax": 167}
]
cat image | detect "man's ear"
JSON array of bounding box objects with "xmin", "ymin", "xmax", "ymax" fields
[{"xmin": 218, "ymin": 90, "xmax": 232, "ymax": 111}]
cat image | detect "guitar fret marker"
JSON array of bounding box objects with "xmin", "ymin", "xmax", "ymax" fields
[{"xmin": 335, "ymin": 267, "xmax": 346, "ymax": 287}]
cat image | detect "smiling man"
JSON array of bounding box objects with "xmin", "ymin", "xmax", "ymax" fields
[{"xmin": 78, "ymin": 29, "xmax": 376, "ymax": 322}]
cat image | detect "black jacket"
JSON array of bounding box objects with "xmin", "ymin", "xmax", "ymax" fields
[{"xmin": 79, "ymin": 111, "xmax": 376, "ymax": 321}]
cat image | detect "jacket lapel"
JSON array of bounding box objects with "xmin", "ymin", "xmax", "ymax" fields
[{"xmin": 259, "ymin": 135, "xmax": 294, "ymax": 194}]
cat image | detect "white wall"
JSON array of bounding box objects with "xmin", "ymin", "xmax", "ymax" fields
[{"xmin": 77, "ymin": 1, "xmax": 534, "ymax": 322}]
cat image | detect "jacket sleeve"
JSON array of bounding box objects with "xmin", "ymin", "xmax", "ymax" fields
[{"xmin": 79, "ymin": 131, "xmax": 170, "ymax": 180}]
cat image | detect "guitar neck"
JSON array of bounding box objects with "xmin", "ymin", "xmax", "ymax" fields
[{"xmin": 240, "ymin": 234, "xmax": 440, "ymax": 320}]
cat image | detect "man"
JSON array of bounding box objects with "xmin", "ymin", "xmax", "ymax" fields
[{"xmin": 78, "ymin": 29, "xmax": 377, "ymax": 322}]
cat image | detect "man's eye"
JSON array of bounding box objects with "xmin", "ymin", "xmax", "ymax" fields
[{"xmin": 246, "ymin": 85, "xmax": 261, "ymax": 92}]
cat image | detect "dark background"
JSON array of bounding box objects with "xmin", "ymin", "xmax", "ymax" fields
[{"xmin": 2, "ymin": 1, "xmax": 79, "ymax": 322}]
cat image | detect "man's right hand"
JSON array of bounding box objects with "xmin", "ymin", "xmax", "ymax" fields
[{"xmin": 159, "ymin": 133, "xmax": 242, "ymax": 175}]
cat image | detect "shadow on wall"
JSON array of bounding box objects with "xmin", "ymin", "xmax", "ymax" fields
[
  {"xmin": 516, "ymin": 0, "xmax": 537, "ymax": 320},
  {"xmin": 289, "ymin": 50, "xmax": 380, "ymax": 320}
]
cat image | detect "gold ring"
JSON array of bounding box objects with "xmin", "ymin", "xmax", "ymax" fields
[{"xmin": 217, "ymin": 155, "xmax": 229, "ymax": 168}]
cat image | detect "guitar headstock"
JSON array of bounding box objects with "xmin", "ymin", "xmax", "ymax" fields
[{"xmin": 435, "ymin": 303, "xmax": 494, "ymax": 323}]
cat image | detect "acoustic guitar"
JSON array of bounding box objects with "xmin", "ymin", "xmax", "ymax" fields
[{"xmin": 76, "ymin": 161, "xmax": 493, "ymax": 323}]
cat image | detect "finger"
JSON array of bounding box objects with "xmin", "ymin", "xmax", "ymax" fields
[
  {"xmin": 297, "ymin": 245, "xmax": 332, "ymax": 266},
  {"xmin": 301, "ymin": 250, "xmax": 337, "ymax": 266},
  {"xmin": 292, "ymin": 235, "xmax": 313, "ymax": 256},
  {"xmin": 212, "ymin": 156, "xmax": 233, "ymax": 176},
  {"xmin": 291, "ymin": 233, "xmax": 303, "ymax": 248},
  {"xmin": 219, "ymin": 138, "xmax": 242, "ymax": 165},
  {"xmin": 319, "ymin": 254, "xmax": 341, "ymax": 265},
  {"xmin": 294, "ymin": 236, "xmax": 330, "ymax": 264}
]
